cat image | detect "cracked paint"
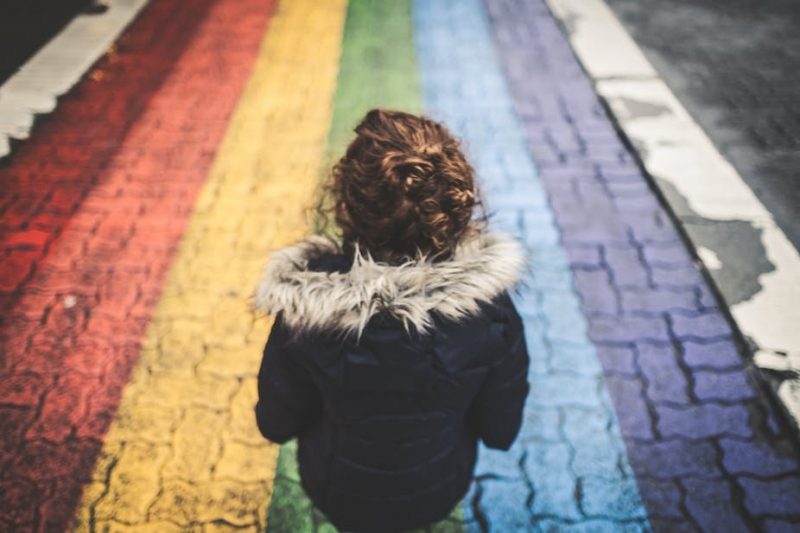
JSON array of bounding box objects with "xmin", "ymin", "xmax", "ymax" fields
[{"xmin": 545, "ymin": 0, "xmax": 800, "ymax": 430}]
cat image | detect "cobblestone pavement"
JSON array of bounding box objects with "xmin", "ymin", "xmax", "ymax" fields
[
  {"xmin": 604, "ymin": 0, "xmax": 800, "ymax": 253},
  {"xmin": 587, "ymin": 0, "xmax": 800, "ymax": 446},
  {"xmin": 74, "ymin": 0, "xmax": 346, "ymax": 530},
  {"xmin": 266, "ymin": 1, "xmax": 427, "ymax": 530},
  {"xmin": 486, "ymin": 0, "xmax": 800, "ymax": 530},
  {"xmin": 415, "ymin": 0, "xmax": 648, "ymax": 530},
  {"xmin": 1, "ymin": 0, "xmax": 800, "ymax": 531},
  {"xmin": 0, "ymin": 0, "xmax": 278, "ymax": 530}
]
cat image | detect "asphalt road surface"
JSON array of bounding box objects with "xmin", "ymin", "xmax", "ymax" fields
[
  {"xmin": 605, "ymin": 0, "xmax": 800, "ymax": 252},
  {"xmin": 0, "ymin": 0, "xmax": 94, "ymax": 84}
]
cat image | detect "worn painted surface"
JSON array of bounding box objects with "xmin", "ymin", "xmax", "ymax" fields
[
  {"xmin": 0, "ymin": 0, "xmax": 151, "ymax": 158},
  {"xmin": 491, "ymin": 0, "xmax": 800, "ymax": 529},
  {"xmin": 413, "ymin": 0, "xmax": 649, "ymax": 530},
  {"xmin": 1, "ymin": 0, "xmax": 800, "ymax": 531},
  {"xmin": 605, "ymin": 0, "xmax": 800, "ymax": 253},
  {"xmin": 0, "ymin": 0, "xmax": 275, "ymax": 530},
  {"xmin": 265, "ymin": 1, "xmax": 427, "ymax": 530},
  {"xmin": 545, "ymin": 0, "xmax": 800, "ymax": 429},
  {"xmin": 73, "ymin": 0, "xmax": 346, "ymax": 530}
]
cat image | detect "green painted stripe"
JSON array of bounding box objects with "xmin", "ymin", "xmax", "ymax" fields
[
  {"xmin": 325, "ymin": 0, "xmax": 423, "ymax": 156},
  {"xmin": 266, "ymin": 1, "xmax": 465, "ymax": 532}
]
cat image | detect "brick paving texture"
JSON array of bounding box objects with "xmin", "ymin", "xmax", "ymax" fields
[
  {"xmin": 0, "ymin": 0, "xmax": 274, "ymax": 530},
  {"xmin": 414, "ymin": 0, "xmax": 648, "ymax": 530},
  {"xmin": 605, "ymin": 0, "xmax": 800, "ymax": 253},
  {"xmin": 1, "ymin": 0, "xmax": 800, "ymax": 531},
  {"xmin": 73, "ymin": 0, "xmax": 344, "ymax": 529},
  {"xmin": 266, "ymin": 1, "xmax": 426, "ymax": 530},
  {"xmin": 485, "ymin": 0, "xmax": 800, "ymax": 530}
]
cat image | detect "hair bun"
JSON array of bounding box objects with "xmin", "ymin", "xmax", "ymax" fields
[
  {"xmin": 383, "ymin": 151, "xmax": 433, "ymax": 197},
  {"xmin": 327, "ymin": 109, "xmax": 482, "ymax": 264},
  {"xmin": 416, "ymin": 143, "xmax": 442, "ymax": 157}
]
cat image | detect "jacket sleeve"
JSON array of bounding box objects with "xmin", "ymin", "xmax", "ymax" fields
[
  {"xmin": 471, "ymin": 293, "xmax": 530, "ymax": 450},
  {"xmin": 255, "ymin": 314, "xmax": 321, "ymax": 444}
]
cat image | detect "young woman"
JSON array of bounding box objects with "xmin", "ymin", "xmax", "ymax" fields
[{"xmin": 254, "ymin": 109, "xmax": 530, "ymax": 532}]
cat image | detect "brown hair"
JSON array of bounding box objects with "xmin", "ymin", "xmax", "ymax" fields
[{"xmin": 317, "ymin": 109, "xmax": 484, "ymax": 264}]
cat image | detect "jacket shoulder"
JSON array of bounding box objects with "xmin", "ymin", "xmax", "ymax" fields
[{"xmin": 429, "ymin": 292, "xmax": 521, "ymax": 371}]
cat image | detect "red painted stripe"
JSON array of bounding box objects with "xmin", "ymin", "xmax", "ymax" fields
[{"xmin": 0, "ymin": 0, "xmax": 276, "ymax": 530}]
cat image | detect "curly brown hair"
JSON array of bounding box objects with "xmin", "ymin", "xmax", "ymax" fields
[{"xmin": 317, "ymin": 109, "xmax": 485, "ymax": 264}]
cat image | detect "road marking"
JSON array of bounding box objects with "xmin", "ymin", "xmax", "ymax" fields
[
  {"xmin": 0, "ymin": 0, "xmax": 150, "ymax": 158},
  {"xmin": 698, "ymin": 246, "xmax": 723, "ymax": 271},
  {"xmin": 546, "ymin": 0, "xmax": 800, "ymax": 427},
  {"xmin": 76, "ymin": 0, "xmax": 347, "ymax": 529},
  {"xmin": 0, "ymin": 0, "xmax": 274, "ymax": 530},
  {"xmin": 265, "ymin": 0, "xmax": 431, "ymax": 529},
  {"xmin": 413, "ymin": 0, "xmax": 649, "ymax": 528}
]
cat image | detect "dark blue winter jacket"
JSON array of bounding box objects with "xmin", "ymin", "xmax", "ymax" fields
[{"xmin": 253, "ymin": 232, "xmax": 530, "ymax": 532}]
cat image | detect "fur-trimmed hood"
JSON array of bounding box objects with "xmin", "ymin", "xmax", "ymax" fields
[{"xmin": 253, "ymin": 232, "xmax": 526, "ymax": 336}]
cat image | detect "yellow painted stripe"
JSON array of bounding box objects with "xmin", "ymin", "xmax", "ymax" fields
[{"xmin": 74, "ymin": 0, "xmax": 347, "ymax": 530}]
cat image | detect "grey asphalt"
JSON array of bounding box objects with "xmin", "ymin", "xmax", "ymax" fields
[
  {"xmin": 0, "ymin": 0, "xmax": 93, "ymax": 84},
  {"xmin": 604, "ymin": 0, "xmax": 800, "ymax": 253}
]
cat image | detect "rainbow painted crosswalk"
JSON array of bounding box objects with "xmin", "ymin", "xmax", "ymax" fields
[{"xmin": 2, "ymin": 0, "xmax": 799, "ymax": 531}]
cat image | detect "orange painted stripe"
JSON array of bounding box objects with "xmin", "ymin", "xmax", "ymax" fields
[
  {"xmin": 0, "ymin": 0, "xmax": 276, "ymax": 531},
  {"xmin": 75, "ymin": 0, "xmax": 349, "ymax": 529}
]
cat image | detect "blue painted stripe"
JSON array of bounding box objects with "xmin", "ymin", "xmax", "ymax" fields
[{"xmin": 411, "ymin": 0, "xmax": 651, "ymax": 530}]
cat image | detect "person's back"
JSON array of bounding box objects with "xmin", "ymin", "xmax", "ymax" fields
[{"xmin": 253, "ymin": 109, "xmax": 530, "ymax": 532}]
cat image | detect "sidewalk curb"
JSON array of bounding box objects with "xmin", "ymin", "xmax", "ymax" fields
[
  {"xmin": 0, "ymin": 0, "xmax": 150, "ymax": 160},
  {"xmin": 544, "ymin": 0, "xmax": 800, "ymax": 439}
]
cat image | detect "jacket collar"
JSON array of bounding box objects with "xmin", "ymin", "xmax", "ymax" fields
[{"xmin": 253, "ymin": 232, "xmax": 525, "ymax": 337}]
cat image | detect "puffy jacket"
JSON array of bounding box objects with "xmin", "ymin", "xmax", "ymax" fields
[{"xmin": 253, "ymin": 232, "xmax": 530, "ymax": 532}]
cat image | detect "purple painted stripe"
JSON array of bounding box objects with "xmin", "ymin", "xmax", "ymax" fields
[
  {"xmin": 413, "ymin": 0, "xmax": 649, "ymax": 530},
  {"xmin": 484, "ymin": 0, "xmax": 800, "ymax": 530}
]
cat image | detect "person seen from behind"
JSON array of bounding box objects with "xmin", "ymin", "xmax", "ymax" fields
[{"xmin": 253, "ymin": 109, "xmax": 530, "ymax": 532}]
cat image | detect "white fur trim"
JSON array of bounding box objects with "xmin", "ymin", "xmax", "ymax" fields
[{"xmin": 253, "ymin": 232, "xmax": 525, "ymax": 336}]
